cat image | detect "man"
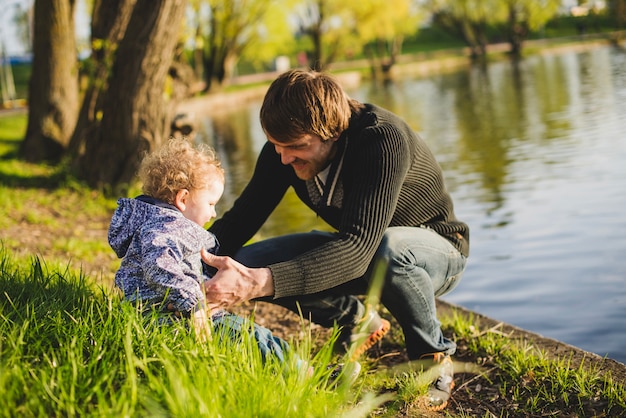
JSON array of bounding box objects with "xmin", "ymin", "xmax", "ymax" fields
[{"xmin": 203, "ymin": 69, "xmax": 469, "ymax": 410}]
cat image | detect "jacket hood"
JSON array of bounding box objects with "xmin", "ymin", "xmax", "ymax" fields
[{"xmin": 108, "ymin": 197, "xmax": 179, "ymax": 258}]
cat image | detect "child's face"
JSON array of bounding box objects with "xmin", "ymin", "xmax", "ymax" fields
[{"xmin": 176, "ymin": 179, "xmax": 224, "ymax": 227}]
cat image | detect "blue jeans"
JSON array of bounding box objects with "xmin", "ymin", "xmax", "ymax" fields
[
  {"xmin": 212, "ymin": 311, "xmax": 289, "ymax": 364},
  {"xmin": 235, "ymin": 227, "xmax": 467, "ymax": 360},
  {"xmin": 151, "ymin": 309, "xmax": 291, "ymax": 364}
]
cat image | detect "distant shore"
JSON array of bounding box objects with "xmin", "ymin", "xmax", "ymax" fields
[{"xmin": 178, "ymin": 31, "xmax": 626, "ymax": 118}]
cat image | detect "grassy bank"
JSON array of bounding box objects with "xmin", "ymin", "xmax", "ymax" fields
[
  {"xmin": 2, "ymin": 243, "xmax": 625, "ymax": 417},
  {"xmin": 0, "ymin": 112, "xmax": 120, "ymax": 282},
  {"xmin": 0, "ymin": 249, "xmax": 379, "ymax": 417},
  {"xmin": 2, "ymin": 106, "xmax": 626, "ymax": 416}
]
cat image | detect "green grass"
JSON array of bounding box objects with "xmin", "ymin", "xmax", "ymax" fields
[
  {"xmin": 0, "ymin": 249, "xmax": 385, "ymax": 417},
  {"xmin": 440, "ymin": 312, "xmax": 626, "ymax": 416},
  {"xmin": 2, "ymin": 64, "xmax": 626, "ymax": 415},
  {"xmin": 0, "ymin": 114, "xmax": 121, "ymax": 275},
  {"xmin": 2, "ymin": 246, "xmax": 624, "ymax": 416},
  {"xmin": 8, "ymin": 63, "xmax": 31, "ymax": 100}
]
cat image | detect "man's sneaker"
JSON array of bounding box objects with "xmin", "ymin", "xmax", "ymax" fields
[
  {"xmin": 328, "ymin": 361, "xmax": 362, "ymax": 387},
  {"xmin": 335, "ymin": 310, "xmax": 391, "ymax": 360},
  {"xmin": 422, "ymin": 352, "xmax": 455, "ymax": 411}
]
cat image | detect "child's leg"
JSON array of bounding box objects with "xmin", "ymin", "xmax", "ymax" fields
[{"xmin": 212, "ymin": 312, "xmax": 289, "ymax": 364}]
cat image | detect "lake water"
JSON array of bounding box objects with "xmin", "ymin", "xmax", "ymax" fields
[{"xmin": 196, "ymin": 45, "xmax": 626, "ymax": 364}]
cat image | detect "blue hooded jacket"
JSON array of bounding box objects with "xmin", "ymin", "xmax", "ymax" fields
[{"xmin": 108, "ymin": 196, "xmax": 218, "ymax": 315}]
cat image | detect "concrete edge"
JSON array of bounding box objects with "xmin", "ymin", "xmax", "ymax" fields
[{"xmin": 436, "ymin": 299, "xmax": 626, "ymax": 386}]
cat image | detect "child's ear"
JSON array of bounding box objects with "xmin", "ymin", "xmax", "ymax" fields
[{"xmin": 174, "ymin": 189, "xmax": 189, "ymax": 211}]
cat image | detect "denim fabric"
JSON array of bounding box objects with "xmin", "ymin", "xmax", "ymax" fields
[
  {"xmin": 235, "ymin": 227, "xmax": 467, "ymax": 359},
  {"xmin": 212, "ymin": 311, "xmax": 289, "ymax": 364}
]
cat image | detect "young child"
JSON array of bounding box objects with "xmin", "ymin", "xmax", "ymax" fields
[{"xmin": 108, "ymin": 138, "xmax": 291, "ymax": 362}]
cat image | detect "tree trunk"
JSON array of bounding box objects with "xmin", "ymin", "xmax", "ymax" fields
[
  {"xmin": 67, "ymin": 0, "xmax": 136, "ymax": 157},
  {"xmin": 193, "ymin": 25, "xmax": 204, "ymax": 82},
  {"xmin": 202, "ymin": 8, "xmax": 219, "ymax": 92},
  {"xmin": 310, "ymin": 27, "xmax": 324, "ymax": 71},
  {"xmin": 75, "ymin": 0, "xmax": 187, "ymax": 189},
  {"xmin": 21, "ymin": 0, "xmax": 79, "ymax": 163},
  {"xmin": 612, "ymin": 0, "xmax": 626, "ymax": 29},
  {"xmin": 506, "ymin": 7, "xmax": 528, "ymax": 59}
]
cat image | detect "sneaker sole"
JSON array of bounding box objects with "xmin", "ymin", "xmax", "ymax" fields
[
  {"xmin": 350, "ymin": 318, "xmax": 391, "ymax": 360},
  {"xmin": 425, "ymin": 355, "xmax": 455, "ymax": 411},
  {"xmin": 426, "ymin": 380, "xmax": 455, "ymax": 411}
]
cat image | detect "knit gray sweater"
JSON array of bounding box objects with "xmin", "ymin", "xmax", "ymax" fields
[{"xmin": 209, "ymin": 104, "xmax": 469, "ymax": 299}]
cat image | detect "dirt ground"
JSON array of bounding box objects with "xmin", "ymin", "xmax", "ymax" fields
[{"xmin": 235, "ymin": 298, "xmax": 626, "ymax": 417}]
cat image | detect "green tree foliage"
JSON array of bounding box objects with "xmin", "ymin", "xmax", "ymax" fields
[
  {"xmin": 292, "ymin": 0, "xmax": 363, "ymax": 71},
  {"xmin": 427, "ymin": 0, "xmax": 506, "ymax": 58},
  {"xmin": 352, "ymin": 0, "xmax": 424, "ymax": 78},
  {"xmin": 240, "ymin": 3, "xmax": 296, "ymax": 70},
  {"xmin": 191, "ymin": 0, "xmax": 293, "ymax": 92},
  {"xmin": 426, "ymin": 0, "xmax": 560, "ymax": 58},
  {"xmin": 502, "ymin": 0, "xmax": 560, "ymax": 57},
  {"xmin": 291, "ymin": 0, "xmax": 423, "ymax": 72}
]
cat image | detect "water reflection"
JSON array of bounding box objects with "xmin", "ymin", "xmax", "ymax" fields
[{"xmin": 196, "ymin": 45, "xmax": 626, "ymax": 363}]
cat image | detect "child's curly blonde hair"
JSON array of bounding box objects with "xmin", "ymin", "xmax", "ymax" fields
[{"xmin": 139, "ymin": 138, "xmax": 224, "ymax": 204}]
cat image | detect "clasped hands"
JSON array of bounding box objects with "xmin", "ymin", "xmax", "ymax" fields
[{"xmin": 200, "ymin": 249, "xmax": 274, "ymax": 311}]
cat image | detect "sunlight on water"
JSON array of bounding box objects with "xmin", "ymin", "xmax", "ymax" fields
[
  {"xmin": 197, "ymin": 45, "xmax": 626, "ymax": 364},
  {"xmin": 411, "ymin": 46, "xmax": 626, "ymax": 364}
]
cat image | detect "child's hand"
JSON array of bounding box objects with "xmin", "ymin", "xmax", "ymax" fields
[
  {"xmin": 166, "ymin": 303, "xmax": 182, "ymax": 318},
  {"xmin": 192, "ymin": 308, "xmax": 212, "ymax": 342}
]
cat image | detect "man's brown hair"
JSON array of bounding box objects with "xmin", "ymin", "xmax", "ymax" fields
[{"xmin": 260, "ymin": 69, "xmax": 363, "ymax": 143}]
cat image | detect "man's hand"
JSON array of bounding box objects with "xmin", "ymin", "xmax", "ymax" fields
[{"xmin": 201, "ymin": 249, "xmax": 275, "ymax": 310}]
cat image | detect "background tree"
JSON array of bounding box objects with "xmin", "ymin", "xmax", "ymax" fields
[
  {"xmin": 502, "ymin": 0, "xmax": 560, "ymax": 57},
  {"xmin": 427, "ymin": 0, "xmax": 561, "ymax": 59},
  {"xmin": 195, "ymin": 0, "xmax": 290, "ymax": 92},
  {"xmin": 608, "ymin": 0, "xmax": 626, "ymax": 29},
  {"xmin": 427, "ymin": 0, "xmax": 505, "ymax": 59},
  {"xmin": 74, "ymin": 0, "xmax": 187, "ymax": 188},
  {"xmin": 11, "ymin": 2, "xmax": 33, "ymax": 54},
  {"xmin": 67, "ymin": 0, "xmax": 136, "ymax": 157},
  {"xmin": 238, "ymin": 3, "xmax": 295, "ymax": 73},
  {"xmin": 189, "ymin": 0, "xmax": 206, "ymax": 82},
  {"xmin": 292, "ymin": 0, "xmax": 363, "ymax": 71},
  {"xmin": 20, "ymin": 0, "xmax": 79, "ymax": 162},
  {"xmin": 353, "ymin": 0, "xmax": 424, "ymax": 79}
]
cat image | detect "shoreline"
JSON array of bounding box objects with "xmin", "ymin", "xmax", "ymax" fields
[
  {"xmin": 177, "ymin": 32, "xmax": 625, "ymax": 118},
  {"xmin": 437, "ymin": 300, "xmax": 626, "ymax": 386}
]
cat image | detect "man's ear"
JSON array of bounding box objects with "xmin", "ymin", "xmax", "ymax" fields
[{"xmin": 174, "ymin": 189, "xmax": 190, "ymax": 211}]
